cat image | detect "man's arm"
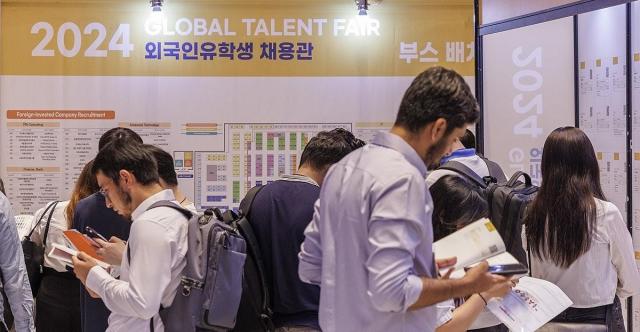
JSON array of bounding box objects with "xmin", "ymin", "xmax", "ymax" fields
[
  {"xmin": 366, "ymin": 174, "xmax": 505, "ymax": 312},
  {"xmin": 298, "ymin": 198, "xmax": 322, "ymax": 285},
  {"xmin": 408, "ymin": 262, "xmax": 505, "ymax": 309},
  {"xmin": 82, "ymin": 220, "xmax": 174, "ymax": 319},
  {"xmin": 0, "ymin": 202, "xmax": 35, "ymax": 332}
]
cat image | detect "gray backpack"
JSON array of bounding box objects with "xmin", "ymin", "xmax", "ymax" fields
[{"xmin": 127, "ymin": 201, "xmax": 247, "ymax": 332}]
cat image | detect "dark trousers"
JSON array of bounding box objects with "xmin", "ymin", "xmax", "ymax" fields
[
  {"xmin": 552, "ymin": 296, "xmax": 624, "ymax": 332},
  {"xmin": 469, "ymin": 324, "xmax": 509, "ymax": 332},
  {"xmin": 35, "ymin": 268, "xmax": 81, "ymax": 332}
]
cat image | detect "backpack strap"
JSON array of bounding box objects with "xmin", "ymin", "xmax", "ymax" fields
[
  {"xmin": 481, "ymin": 158, "xmax": 507, "ymax": 183},
  {"xmin": 439, "ymin": 161, "xmax": 488, "ymax": 188},
  {"xmin": 507, "ymin": 171, "xmax": 533, "ymax": 187},
  {"xmin": 237, "ymin": 185, "xmax": 275, "ymax": 330},
  {"xmin": 126, "ymin": 200, "xmax": 193, "ymax": 264},
  {"xmin": 127, "ymin": 200, "xmax": 192, "ymax": 331},
  {"xmin": 41, "ymin": 201, "xmax": 60, "ymax": 252},
  {"xmin": 238, "ymin": 185, "xmax": 265, "ymax": 217}
]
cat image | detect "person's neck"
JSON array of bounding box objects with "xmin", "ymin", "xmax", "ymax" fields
[
  {"xmin": 130, "ymin": 183, "xmax": 165, "ymax": 211},
  {"xmin": 172, "ymin": 188, "xmax": 189, "ymax": 205},
  {"xmin": 296, "ymin": 165, "xmax": 324, "ymax": 186},
  {"xmin": 390, "ymin": 125, "xmax": 429, "ymax": 161}
]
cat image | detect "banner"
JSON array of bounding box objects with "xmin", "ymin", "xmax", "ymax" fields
[
  {"xmin": 2, "ymin": 1, "xmax": 474, "ymax": 76},
  {"xmin": 0, "ymin": 0, "xmax": 474, "ymax": 214}
]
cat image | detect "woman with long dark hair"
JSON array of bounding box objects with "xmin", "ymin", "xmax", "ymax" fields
[{"xmin": 524, "ymin": 127, "xmax": 640, "ymax": 330}]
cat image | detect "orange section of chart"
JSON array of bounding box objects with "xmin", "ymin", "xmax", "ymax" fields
[{"xmin": 194, "ymin": 123, "xmax": 350, "ymax": 211}]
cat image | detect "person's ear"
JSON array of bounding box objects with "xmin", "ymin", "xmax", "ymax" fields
[
  {"xmin": 119, "ymin": 170, "xmax": 133, "ymax": 187},
  {"xmin": 431, "ymin": 118, "xmax": 448, "ymax": 141}
]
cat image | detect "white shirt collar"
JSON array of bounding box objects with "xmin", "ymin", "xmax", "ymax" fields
[{"xmin": 131, "ymin": 189, "xmax": 176, "ymax": 221}]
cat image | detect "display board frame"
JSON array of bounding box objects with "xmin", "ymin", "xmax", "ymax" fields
[{"xmin": 476, "ymin": 0, "xmax": 637, "ymax": 329}]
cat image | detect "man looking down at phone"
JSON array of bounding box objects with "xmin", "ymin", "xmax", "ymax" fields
[
  {"xmin": 89, "ymin": 144, "xmax": 197, "ymax": 269},
  {"xmin": 298, "ymin": 67, "xmax": 511, "ymax": 332},
  {"xmin": 71, "ymin": 141, "xmax": 190, "ymax": 332}
]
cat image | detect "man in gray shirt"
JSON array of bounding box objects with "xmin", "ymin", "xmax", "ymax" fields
[
  {"xmin": 0, "ymin": 191, "xmax": 35, "ymax": 332},
  {"xmin": 299, "ymin": 67, "xmax": 511, "ymax": 332}
]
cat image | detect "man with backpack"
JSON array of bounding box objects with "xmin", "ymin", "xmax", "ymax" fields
[
  {"xmin": 71, "ymin": 140, "xmax": 190, "ymax": 332},
  {"xmin": 426, "ymin": 129, "xmax": 506, "ymax": 187},
  {"xmin": 245, "ymin": 128, "xmax": 365, "ymax": 331}
]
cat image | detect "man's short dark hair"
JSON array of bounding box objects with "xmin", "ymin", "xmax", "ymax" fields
[
  {"xmin": 394, "ymin": 66, "xmax": 479, "ymax": 134},
  {"xmin": 145, "ymin": 145, "xmax": 178, "ymax": 187},
  {"xmin": 98, "ymin": 127, "xmax": 143, "ymax": 150},
  {"xmin": 0, "ymin": 177, "xmax": 5, "ymax": 195},
  {"xmin": 92, "ymin": 141, "xmax": 159, "ymax": 186},
  {"xmin": 299, "ymin": 128, "xmax": 365, "ymax": 170},
  {"xmin": 460, "ymin": 129, "xmax": 476, "ymax": 149}
]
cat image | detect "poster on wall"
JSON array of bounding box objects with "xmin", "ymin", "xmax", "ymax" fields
[
  {"xmin": 0, "ymin": 0, "xmax": 475, "ymax": 214},
  {"xmin": 578, "ymin": 4, "xmax": 627, "ymax": 222},
  {"xmin": 578, "ymin": 4, "xmax": 631, "ymax": 326},
  {"xmin": 482, "ymin": 17, "xmax": 575, "ymax": 186}
]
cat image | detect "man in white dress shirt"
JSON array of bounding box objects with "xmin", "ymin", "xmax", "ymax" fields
[{"xmin": 72, "ymin": 140, "xmax": 190, "ymax": 332}]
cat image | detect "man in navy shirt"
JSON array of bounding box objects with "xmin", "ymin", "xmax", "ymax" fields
[
  {"xmin": 72, "ymin": 127, "xmax": 142, "ymax": 332},
  {"xmin": 247, "ymin": 128, "xmax": 365, "ymax": 331}
]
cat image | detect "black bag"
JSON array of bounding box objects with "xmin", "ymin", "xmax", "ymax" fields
[
  {"xmin": 21, "ymin": 201, "xmax": 59, "ymax": 296},
  {"xmin": 221, "ymin": 186, "xmax": 275, "ymax": 332},
  {"xmin": 439, "ymin": 162, "xmax": 537, "ymax": 265}
]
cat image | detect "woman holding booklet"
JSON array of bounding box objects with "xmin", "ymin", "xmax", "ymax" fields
[
  {"xmin": 30, "ymin": 160, "xmax": 98, "ymax": 332},
  {"xmin": 524, "ymin": 127, "xmax": 640, "ymax": 331},
  {"xmin": 430, "ymin": 175, "xmax": 513, "ymax": 332}
]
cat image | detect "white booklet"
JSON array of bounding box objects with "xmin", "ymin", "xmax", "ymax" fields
[
  {"xmin": 433, "ymin": 218, "xmax": 522, "ymax": 278},
  {"xmin": 48, "ymin": 243, "xmax": 110, "ymax": 269},
  {"xmin": 487, "ymin": 277, "xmax": 573, "ymax": 332}
]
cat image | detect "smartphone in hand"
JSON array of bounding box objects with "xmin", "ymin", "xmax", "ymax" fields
[
  {"xmin": 85, "ymin": 226, "xmax": 108, "ymax": 242},
  {"xmin": 487, "ymin": 263, "xmax": 528, "ymax": 276}
]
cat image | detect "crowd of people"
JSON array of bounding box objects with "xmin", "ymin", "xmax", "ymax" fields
[{"xmin": 0, "ymin": 66, "xmax": 638, "ymax": 332}]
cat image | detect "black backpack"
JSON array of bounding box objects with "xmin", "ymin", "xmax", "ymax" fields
[
  {"xmin": 219, "ymin": 186, "xmax": 275, "ymax": 332},
  {"xmin": 439, "ymin": 161, "xmax": 538, "ymax": 265}
]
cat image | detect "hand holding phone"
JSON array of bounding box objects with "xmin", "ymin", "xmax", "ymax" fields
[
  {"xmin": 85, "ymin": 226, "xmax": 108, "ymax": 242},
  {"xmin": 487, "ymin": 263, "xmax": 528, "ymax": 276}
]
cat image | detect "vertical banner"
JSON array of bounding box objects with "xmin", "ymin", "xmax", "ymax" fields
[
  {"xmin": 577, "ymin": 5, "xmax": 627, "ymax": 220},
  {"xmin": 578, "ymin": 4, "xmax": 630, "ymax": 326},
  {"xmin": 0, "ymin": 0, "xmax": 475, "ymax": 214},
  {"xmin": 482, "ymin": 17, "xmax": 575, "ymax": 185},
  {"xmin": 632, "ymin": 1, "xmax": 640, "ymax": 327}
]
